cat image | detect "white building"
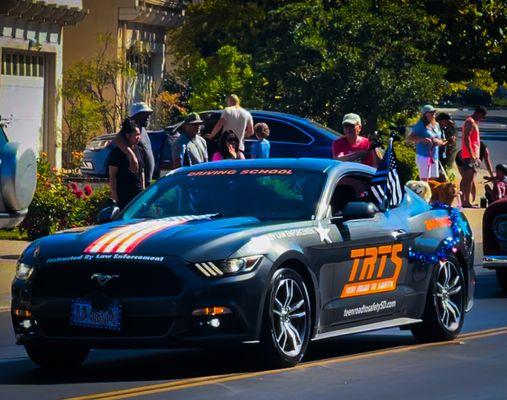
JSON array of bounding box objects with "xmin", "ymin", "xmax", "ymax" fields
[{"xmin": 0, "ymin": 0, "xmax": 86, "ymax": 167}]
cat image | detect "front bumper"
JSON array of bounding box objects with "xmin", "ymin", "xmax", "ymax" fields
[
  {"xmin": 483, "ymin": 255, "xmax": 507, "ymax": 270},
  {"xmin": 11, "ymin": 257, "xmax": 271, "ymax": 348}
]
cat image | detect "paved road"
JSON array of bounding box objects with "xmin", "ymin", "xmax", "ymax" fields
[{"xmin": 0, "ymin": 266, "xmax": 505, "ymax": 400}]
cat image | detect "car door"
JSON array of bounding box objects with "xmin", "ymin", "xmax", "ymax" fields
[
  {"xmin": 246, "ymin": 116, "xmax": 314, "ymax": 158},
  {"xmin": 311, "ymin": 173, "xmax": 413, "ymax": 335}
]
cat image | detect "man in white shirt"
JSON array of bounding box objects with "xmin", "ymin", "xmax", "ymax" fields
[{"xmin": 205, "ymin": 94, "xmax": 254, "ymax": 151}]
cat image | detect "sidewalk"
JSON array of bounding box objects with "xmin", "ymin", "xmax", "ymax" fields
[
  {"xmin": 0, "ymin": 240, "xmax": 29, "ymax": 310},
  {"xmin": 0, "ymin": 209, "xmax": 486, "ymax": 310}
]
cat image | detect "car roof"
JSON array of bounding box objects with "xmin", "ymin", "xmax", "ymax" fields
[
  {"xmin": 201, "ymin": 109, "xmax": 319, "ymax": 125},
  {"xmin": 180, "ymin": 158, "xmax": 340, "ymax": 173}
]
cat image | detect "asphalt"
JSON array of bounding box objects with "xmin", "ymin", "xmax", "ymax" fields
[{"xmin": 0, "ymin": 268, "xmax": 504, "ymax": 400}]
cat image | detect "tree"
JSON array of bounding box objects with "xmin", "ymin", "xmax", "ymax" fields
[
  {"xmin": 169, "ymin": 0, "xmax": 507, "ymax": 129},
  {"xmin": 257, "ymin": 0, "xmax": 448, "ymax": 131},
  {"xmin": 187, "ymin": 45, "xmax": 263, "ymax": 110},
  {"xmin": 62, "ymin": 35, "xmax": 135, "ymax": 165}
]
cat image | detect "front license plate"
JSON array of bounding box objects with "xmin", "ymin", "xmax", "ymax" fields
[{"xmin": 70, "ymin": 299, "xmax": 121, "ymax": 331}]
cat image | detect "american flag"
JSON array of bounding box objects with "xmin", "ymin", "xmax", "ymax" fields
[{"xmin": 371, "ymin": 139, "xmax": 404, "ymax": 209}]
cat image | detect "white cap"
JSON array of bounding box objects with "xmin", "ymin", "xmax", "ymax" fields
[
  {"xmin": 129, "ymin": 102, "xmax": 153, "ymax": 117},
  {"xmin": 342, "ymin": 113, "xmax": 361, "ymax": 126},
  {"xmin": 421, "ymin": 104, "xmax": 436, "ymax": 114}
]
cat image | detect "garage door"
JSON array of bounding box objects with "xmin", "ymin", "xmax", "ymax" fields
[{"xmin": 0, "ymin": 51, "xmax": 45, "ymax": 155}]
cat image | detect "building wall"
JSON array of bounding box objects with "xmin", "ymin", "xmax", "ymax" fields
[
  {"xmin": 63, "ymin": 1, "xmax": 183, "ymax": 136},
  {"xmin": 0, "ymin": 0, "xmax": 85, "ymax": 168},
  {"xmin": 0, "ymin": 18, "xmax": 63, "ymax": 167}
]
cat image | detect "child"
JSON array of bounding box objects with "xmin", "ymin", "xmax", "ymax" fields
[
  {"xmin": 485, "ymin": 164, "xmax": 507, "ymax": 204},
  {"xmin": 251, "ymin": 122, "xmax": 270, "ymax": 159}
]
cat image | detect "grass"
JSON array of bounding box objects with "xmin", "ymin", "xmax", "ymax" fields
[{"xmin": 0, "ymin": 229, "xmax": 28, "ymax": 241}]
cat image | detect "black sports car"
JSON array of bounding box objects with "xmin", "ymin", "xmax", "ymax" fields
[{"xmin": 12, "ymin": 159, "xmax": 475, "ymax": 368}]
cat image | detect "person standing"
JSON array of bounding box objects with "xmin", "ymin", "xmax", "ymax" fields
[
  {"xmin": 436, "ymin": 112, "xmax": 457, "ymax": 172},
  {"xmin": 205, "ymin": 94, "xmax": 254, "ymax": 152},
  {"xmin": 211, "ymin": 131, "xmax": 245, "ymax": 161},
  {"xmin": 332, "ymin": 113, "xmax": 377, "ymax": 167},
  {"xmin": 251, "ymin": 122, "xmax": 271, "ymax": 159},
  {"xmin": 114, "ymin": 102, "xmax": 154, "ymax": 187},
  {"xmin": 456, "ymin": 141, "xmax": 494, "ymax": 204},
  {"xmin": 172, "ymin": 113, "xmax": 208, "ymax": 168},
  {"xmin": 408, "ymin": 105, "xmax": 447, "ymax": 181},
  {"xmin": 109, "ymin": 118, "xmax": 145, "ymax": 210},
  {"xmin": 459, "ymin": 106, "xmax": 487, "ymax": 207}
]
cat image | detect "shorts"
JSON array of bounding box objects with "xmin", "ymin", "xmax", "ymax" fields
[
  {"xmin": 461, "ymin": 158, "xmax": 479, "ymax": 171},
  {"xmin": 416, "ymin": 155, "xmax": 439, "ymax": 179}
]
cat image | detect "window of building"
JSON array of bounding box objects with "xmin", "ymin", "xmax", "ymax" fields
[{"xmin": 1, "ymin": 51, "xmax": 44, "ymax": 77}]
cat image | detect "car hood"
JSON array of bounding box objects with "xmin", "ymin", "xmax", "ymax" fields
[{"xmin": 36, "ymin": 215, "xmax": 306, "ymax": 263}]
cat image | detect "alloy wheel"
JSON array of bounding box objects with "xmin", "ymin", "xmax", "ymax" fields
[
  {"xmin": 272, "ymin": 278, "xmax": 308, "ymax": 357},
  {"xmin": 435, "ymin": 260, "xmax": 464, "ymax": 332}
]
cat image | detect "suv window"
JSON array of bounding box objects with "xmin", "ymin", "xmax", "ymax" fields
[{"xmin": 253, "ymin": 118, "xmax": 312, "ymax": 144}]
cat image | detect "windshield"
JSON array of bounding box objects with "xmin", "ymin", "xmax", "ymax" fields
[{"xmin": 122, "ymin": 168, "xmax": 325, "ymax": 221}]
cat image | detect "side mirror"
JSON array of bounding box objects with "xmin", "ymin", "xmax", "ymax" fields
[
  {"xmin": 97, "ymin": 206, "xmax": 120, "ymax": 224},
  {"xmin": 340, "ymin": 202, "xmax": 378, "ymax": 221}
]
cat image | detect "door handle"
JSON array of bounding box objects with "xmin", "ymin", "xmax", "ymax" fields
[{"xmin": 391, "ymin": 229, "xmax": 409, "ymax": 240}]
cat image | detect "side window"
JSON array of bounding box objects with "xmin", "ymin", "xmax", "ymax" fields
[
  {"xmin": 200, "ymin": 112, "xmax": 221, "ymax": 135},
  {"xmin": 254, "ymin": 118, "xmax": 312, "ymax": 144},
  {"xmin": 329, "ymin": 174, "xmax": 373, "ymax": 216}
]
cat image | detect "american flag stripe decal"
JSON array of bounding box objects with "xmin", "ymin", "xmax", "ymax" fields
[{"xmin": 84, "ymin": 215, "xmax": 216, "ymax": 254}]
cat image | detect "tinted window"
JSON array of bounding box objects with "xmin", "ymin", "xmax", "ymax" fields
[
  {"xmin": 122, "ymin": 169, "xmax": 325, "ymax": 221},
  {"xmin": 253, "ymin": 118, "xmax": 312, "ymax": 144}
]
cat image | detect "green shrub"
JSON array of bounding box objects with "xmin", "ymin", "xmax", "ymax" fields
[
  {"xmin": 393, "ymin": 141, "xmax": 418, "ymax": 185},
  {"xmin": 19, "ymin": 156, "xmax": 110, "ymax": 240}
]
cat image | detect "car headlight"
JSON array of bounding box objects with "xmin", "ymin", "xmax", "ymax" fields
[
  {"xmin": 85, "ymin": 139, "xmax": 112, "ymax": 151},
  {"xmin": 194, "ymin": 255, "xmax": 263, "ymax": 277},
  {"xmin": 15, "ymin": 262, "xmax": 34, "ymax": 281}
]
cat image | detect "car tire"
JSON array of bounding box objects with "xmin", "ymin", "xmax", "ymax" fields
[
  {"xmin": 260, "ymin": 268, "xmax": 311, "ymax": 368},
  {"xmin": 411, "ymin": 256, "xmax": 466, "ymax": 343},
  {"xmin": 496, "ymin": 270, "xmax": 507, "ymax": 292},
  {"xmin": 25, "ymin": 344, "xmax": 89, "ymax": 369}
]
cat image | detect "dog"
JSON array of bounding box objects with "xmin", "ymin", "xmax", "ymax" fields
[
  {"xmin": 405, "ymin": 180, "xmax": 432, "ymax": 202},
  {"xmin": 428, "ymin": 180, "xmax": 460, "ymax": 206}
]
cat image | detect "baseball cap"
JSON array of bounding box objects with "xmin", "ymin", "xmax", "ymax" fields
[
  {"xmin": 129, "ymin": 102, "xmax": 153, "ymax": 117},
  {"xmin": 183, "ymin": 112, "xmax": 204, "ymax": 125},
  {"xmin": 421, "ymin": 104, "xmax": 436, "ymax": 114},
  {"xmin": 342, "ymin": 113, "xmax": 361, "ymax": 126}
]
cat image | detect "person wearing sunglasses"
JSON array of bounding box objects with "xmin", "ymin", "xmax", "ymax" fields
[{"xmin": 212, "ymin": 130, "xmax": 245, "ymax": 161}]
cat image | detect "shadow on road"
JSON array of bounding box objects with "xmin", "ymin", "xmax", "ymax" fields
[{"xmin": 0, "ymin": 333, "xmax": 416, "ymax": 386}]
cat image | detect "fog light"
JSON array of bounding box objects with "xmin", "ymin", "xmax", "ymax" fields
[
  {"xmin": 13, "ymin": 309, "xmax": 32, "ymax": 318},
  {"xmin": 192, "ymin": 306, "xmax": 232, "ymax": 316},
  {"xmin": 208, "ymin": 318, "xmax": 221, "ymax": 328}
]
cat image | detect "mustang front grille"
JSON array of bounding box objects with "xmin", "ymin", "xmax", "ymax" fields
[{"xmin": 31, "ymin": 262, "xmax": 183, "ymax": 298}]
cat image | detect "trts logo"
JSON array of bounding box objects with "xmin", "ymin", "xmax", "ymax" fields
[{"xmin": 340, "ymin": 244, "xmax": 404, "ymax": 298}]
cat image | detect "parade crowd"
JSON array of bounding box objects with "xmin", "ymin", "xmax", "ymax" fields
[{"xmin": 107, "ymin": 95, "xmax": 507, "ymax": 211}]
